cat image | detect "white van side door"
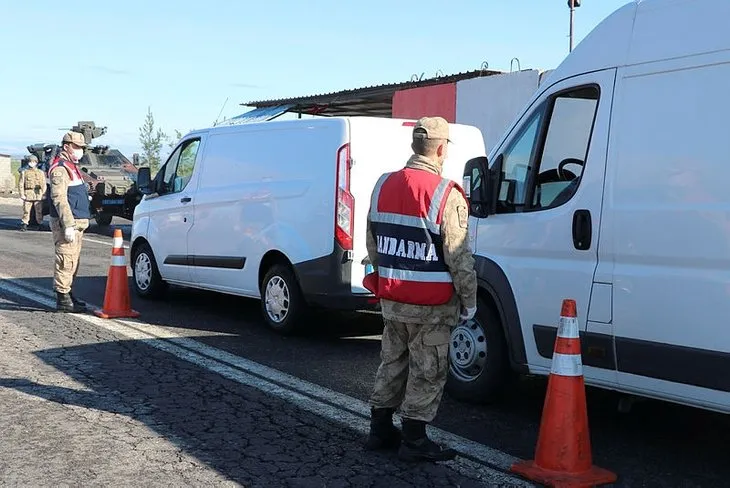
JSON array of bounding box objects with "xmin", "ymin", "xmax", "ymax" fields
[
  {"xmin": 472, "ymin": 69, "xmax": 617, "ymax": 382},
  {"xmin": 144, "ymin": 137, "xmax": 205, "ymax": 284}
]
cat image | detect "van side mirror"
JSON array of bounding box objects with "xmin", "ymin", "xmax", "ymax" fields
[
  {"xmin": 463, "ymin": 155, "xmax": 502, "ymax": 218},
  {"xmin": 136, "ymin": 167, "xmax": 153, "ymax": 194}
]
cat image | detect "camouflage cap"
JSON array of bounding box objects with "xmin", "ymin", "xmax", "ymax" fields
[
  {"xmin": 413, "ymin": 116, "xmax": 451, "ymax": 143},
  {"xmin": 28, "ymin": 155, "xmax": 38, "ymax": 163},
  {"xmin": 62, "ymin": 131, "xmax": 87, "ymax": 147}
]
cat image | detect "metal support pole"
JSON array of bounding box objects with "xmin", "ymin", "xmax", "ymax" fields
[{"xmin": 569, "ymin": 0, "xmax": 575, "ymax": 52}]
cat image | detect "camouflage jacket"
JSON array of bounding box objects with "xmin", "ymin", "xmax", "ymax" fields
[
  {"xmin": 366, "ymin": 154, "xmax": 478, "ymax": 325},
  {"xmin": 19, "ymin": 168, "xmax": 46, "ymax": 201}
]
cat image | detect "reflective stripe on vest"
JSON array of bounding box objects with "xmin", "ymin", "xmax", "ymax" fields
[{"xmin": 369, "ymin": 168, "xmax": 455, "ymax": 306}]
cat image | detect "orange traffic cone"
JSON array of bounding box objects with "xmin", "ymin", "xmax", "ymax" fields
[
  {"xmin": 510, "ymin": 299, "xmax": 617, "ymax": 487},
  {"xmin": 94, "ymin": 229, "xmax": 140, "ymax": 319}
]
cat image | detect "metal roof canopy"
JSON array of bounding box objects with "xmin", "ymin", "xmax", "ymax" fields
[
  {"xmin": 219, "ymin": 105, "xmax": 294, "ymax": 125},
  {"xmin": 240, "ymin": 69, "xmax": 505, "ymax": 118}
]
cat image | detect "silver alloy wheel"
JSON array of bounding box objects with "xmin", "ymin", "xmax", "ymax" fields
[
  {"xmin": 265, "ymin": 275, "xmax": 290, "ymax": 323},
  {"xmin": 134, "ymin": 252, "xmax": 152, "ymax": 291},
  {"xmin": 449, "ymin": 319, "xmax": 488, "ymax": 382}
]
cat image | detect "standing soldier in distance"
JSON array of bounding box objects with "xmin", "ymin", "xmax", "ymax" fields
[
  {"xmin": 48, "ymin": 131, "xmax": 91, "ymax": 313},
  {"xmin": 363, "ymin": 116, "xmax": 478, "ymax": 462},
  {"xmin": 18, "ymin": 155, "xmax": 46, "ymax": 231}
]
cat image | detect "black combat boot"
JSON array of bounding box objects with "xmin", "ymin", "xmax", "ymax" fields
[
  {"xmin": 19, "ymin": 223, "xmax": 27, "ymax": 232},
  {"xmin": 398, "ymin": 418, "xmax": 457, "ymax": 462},
  {"xmin": 70, "ymin": 291, "xmax": 87, "ymax": 309},
  {"xmin": 364, "ymin": 407, "xmax": 401, "ymax": 451},
  {"xmin": 56, "ymin": 292, "xmax": 86, "ymax": 313}
]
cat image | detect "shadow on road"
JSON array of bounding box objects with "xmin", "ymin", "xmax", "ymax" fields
[
  {"xmin": 2, "ymin": 270, "xmax": 730, "ymax": 486},
  {"xmin": 5, "ymin": 273, "xmax": 384, "ymax": 340},
  {"xmin": 0, "ymin": 338, "xmax": 480, "ymax": 487}
]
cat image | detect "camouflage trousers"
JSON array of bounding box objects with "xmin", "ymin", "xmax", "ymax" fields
[
  {"xmin": 21, "ymin": 200, "xmax": 43, "ymax": 225},
  {"xmin": 369, "ymin": 319, "xmax": 451, "ymax": 423},
  {"xmin": 50, "ymin": 218, "xmax": 89, "ymax": 294}
]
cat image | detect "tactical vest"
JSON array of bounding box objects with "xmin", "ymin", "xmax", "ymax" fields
[
  {"xmin": 47, "ymin": 158, "xmax": 91, "ymax": 220},
  {"xmin": 369, "ymin": 167, "xmax": 464, "ymax": 305}
]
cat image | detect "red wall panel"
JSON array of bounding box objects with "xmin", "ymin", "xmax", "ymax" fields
[{"xmin": 392, "ymin": 83, "xmax": 457, "ymax": 122}]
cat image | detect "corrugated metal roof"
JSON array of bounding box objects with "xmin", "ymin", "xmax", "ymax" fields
[
  {"xmin": 217, "ymin": 105, "xmax": 294, "ymax": 126},
  {"xmin": 240, "ymin": 68, "xmax": 505, "ymax": 117}
]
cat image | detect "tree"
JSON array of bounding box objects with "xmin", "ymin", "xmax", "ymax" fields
[
  {"xmin": 167, "ymin": 129, "xmax": 183, "ymax": 150},
  {"xmin": 138, "ymin": 107, "xmax": 167, "ymax": 174}
]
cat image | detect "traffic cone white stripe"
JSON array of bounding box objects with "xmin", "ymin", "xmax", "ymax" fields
[
  {"xmin": 113, "ymin": 236, "xmax": 123, "ymax": 248},
  {"xmin": 557, "ymin": 316, "xmax": 579, "ymax": 339},
  {"xmin": 111, "ymin": 255, "xmax": 127, "ymax": 267},
  {"xmin": 550, "ymin": 352, "xmax": 583, "ymax": 377}
]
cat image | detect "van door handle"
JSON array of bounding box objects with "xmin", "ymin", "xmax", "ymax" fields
[
  {"xmin": 180, "ymin": 197, "xmax": 191, "ymax": 203},
  {"xmin": 572, "ymin": 209, "xmax": 592, "ymax": 250}
]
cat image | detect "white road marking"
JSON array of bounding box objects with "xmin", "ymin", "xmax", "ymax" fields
[
  {"xmin": 0, "ymin": 274, "xmax": 531, "ymax": 485},
  {"xmin": 82, "ymin": 236, "xmax": 130, "ymax": 249},
  {"xmin": 0, "ymin": 216, "xmax": 130, "ymax": 249}
]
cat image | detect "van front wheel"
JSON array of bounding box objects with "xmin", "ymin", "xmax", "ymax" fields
[
  {"xmin": 132, "ymin": 242, "xmax": 167, "ymax": 299},
  {"xmin": 445, "ymin": 298, "xmax": 510, "ymax": 404},
  {"xmin": 260, "ymin": 264, "xmax": 306, "ymax": 335}
]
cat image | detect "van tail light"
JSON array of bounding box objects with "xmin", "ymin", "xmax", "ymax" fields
[{"xmin": 335, "ymin": 143, "xmax": 354, "ymax": 251}]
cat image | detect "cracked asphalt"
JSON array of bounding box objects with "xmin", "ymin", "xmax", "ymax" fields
[
  {"xmin": 0, "ymin": 198, "xmax": 728, "ymax": 487},
  {"xmin": 0, "ymin": 293, "xmax": 523, "ymax": 487}
]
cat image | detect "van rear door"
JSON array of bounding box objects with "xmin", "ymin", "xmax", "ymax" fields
[{"xmin": 347, "ymin": 118, "xmax": 487, "ymax": 295}]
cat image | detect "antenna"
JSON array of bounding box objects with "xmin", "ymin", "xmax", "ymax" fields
[{"xmin": 213, "ymin": 97, "xmax": 229, "ymax": 126}]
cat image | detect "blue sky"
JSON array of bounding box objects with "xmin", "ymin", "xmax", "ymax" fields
[{"xmin": 0, "ymin": 0, "xmax": 630, "ymax": 159}]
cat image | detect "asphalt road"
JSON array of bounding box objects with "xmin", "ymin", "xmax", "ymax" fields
[{"xmin": 0, "ymin": 199, "xmax": 727, "ymax": 487}]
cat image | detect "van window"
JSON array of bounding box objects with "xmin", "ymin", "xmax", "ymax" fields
[
  {"xmin": 492, "ymin": 85, "xmax": 599, "ymax": 213},
  {"xmin": 158, "ymin": 138, "xmax": 201, "ymax": 195},
  {"xmin": 530, "ymin": 86, "xmax": 599, "ymax": 210},
  {"xmin": 497, "ymin": 107, "xmax": 545, "ymax": 213}
]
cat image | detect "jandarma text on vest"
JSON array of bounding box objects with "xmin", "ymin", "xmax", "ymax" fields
[{"xmin": 376, "ymin": 235, "xmax": 439, "ymax": 262}]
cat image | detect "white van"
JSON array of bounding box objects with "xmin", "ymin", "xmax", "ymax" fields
[
  {"xmin": 447, "ymin": 0, "xmax": 730, "ymax": 414},
  {"xmin": 130, "ymin": 116, "xmax": 486, "ymax": 333}
]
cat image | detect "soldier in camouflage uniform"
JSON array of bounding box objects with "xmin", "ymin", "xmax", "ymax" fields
[
  {"xmin": 364, "ymin": 117, "xmax": 478, "ymax": 462},
  {"xmin": 18, "ymin": 155, "xmax": 47, "ymax": 231},
  {"xmin": 48, "ymin": 131, "xmax": 91, "ymax": 313}
]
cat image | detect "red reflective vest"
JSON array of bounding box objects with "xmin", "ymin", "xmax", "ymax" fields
[
  {"xmin": 368, "ymin": 167, "xmax": 465, "ymax": 305},
  {"xmin": 47, "ymin": 157, "xmax": 91, "ymax": 220}
]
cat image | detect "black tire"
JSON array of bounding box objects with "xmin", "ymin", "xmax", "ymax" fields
[
  {"xmin": 259, "ymin": 264, "xmax": 307, "ymax": 335},
  {"xmin": 445, "ymin": 297, "xmax": 511, "ymax": 404},
  {"xmin": 131, "ymin": 241, "xmax": 167, "ymax": 299},
  {"xmin": 95, "ymin": 213, "xmax": 113, "ymax": 226}
]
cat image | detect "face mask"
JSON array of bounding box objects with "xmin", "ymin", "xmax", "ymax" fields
[
  {"xmin": 28, "ymin": 163, "xmax": 37, "ymax": 168},
  {"xmin": 72, "ymin": 148, "xmax": 84, "ymax": 161}
]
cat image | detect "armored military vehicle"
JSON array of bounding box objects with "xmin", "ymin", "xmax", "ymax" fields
[
  {"xmin": 22, "ymin": 121, "xmax": 143, "ymax": 227},
  {"xmin": 70, "ymin": 121, "xmax": 142, "ymax": 226}
]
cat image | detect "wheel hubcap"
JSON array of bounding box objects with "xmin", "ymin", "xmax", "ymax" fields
[
  {"xmin": 449, "ymin": 319, "xmax": 488, "ymax": 382},
  {"xmin": 134, "ymin": 253, "xmax": 152, "ymax": 291},
  {"xmin": 265, "ymin": 276, "xmax": 290, "ymax": 323}
]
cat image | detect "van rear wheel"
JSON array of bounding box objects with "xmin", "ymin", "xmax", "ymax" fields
[
  {"xmin": 445, "ymin": 298, "xmax": 510, "ymax": 404},
  {"xmin": 260, "ymin": 264, "xmax": 306, "ymax": 335}
]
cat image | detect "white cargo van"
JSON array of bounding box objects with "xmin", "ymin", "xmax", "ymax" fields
[
  {"xmin": 448, "ymin": 0, "xmax": 730, "ymax": 414},
  {"xmin": 130, "ymin": 116, "xmax": 486, "ymax": 333}
]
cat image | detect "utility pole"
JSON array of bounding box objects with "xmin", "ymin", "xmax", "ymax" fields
[{"xmin": 568, "ymin": 0, "xmax": 581, "ymax": 52}]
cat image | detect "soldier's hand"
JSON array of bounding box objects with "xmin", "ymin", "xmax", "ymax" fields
[
  {"xmin": 459, "ymin": 306, "xmax": 477, "ymax": 323},
  {"xmin": 64, "ymin": 227, "xmax": 76, "ymax": 243}
]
